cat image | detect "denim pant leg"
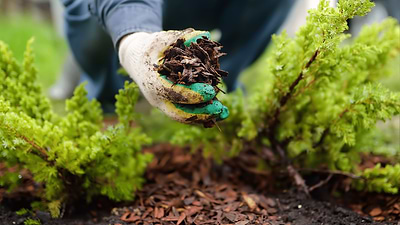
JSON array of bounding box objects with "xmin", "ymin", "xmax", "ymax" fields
[
  {"xmin": 379, "ymin": 0, "xmax": 400, "ymax": 21},
  {"xmin": 164, "ymin": 0, "xmax": 294, "ymax": 92},
  {"xmin": 64, "ymin": 0, "xmax": 294, "ymax": 105},
  {"xmin": 63, "ymin": 0, "xmax": 125, "ymax": 106}
]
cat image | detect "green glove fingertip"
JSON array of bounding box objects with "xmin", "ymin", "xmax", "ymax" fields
[
  {"xmin": 184, "ymin": 32, "xmax": 211, "ymax": 47},
  {"xmin": 205, "ymin": 100, "xmax": 223, "ymax": 116},
  {"xmin": 218, "ymin": 105, "xmax": 230, "ymax": 121},
  {"xmin": 174, "ymin": 100, "xmax": 229, "ymax": 121},
  {"xmin": 207, "ymin": 101, "xmax": 229, "ymax": 121},
  {"xmin": 188, "ymin": 83, "xmax": 215, "ymax": 102}
]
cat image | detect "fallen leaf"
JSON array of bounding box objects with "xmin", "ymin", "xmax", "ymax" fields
[
  {"xmin": 120, "ymin": 212, "xmax": 130, "ymax": 221},
  {"xmin": 162, "ymin": 216, "xmax": 179, "ymax": 221},
  {"xmin": 120, "ymin": 212, "xmax": 140, "ymax": 222},
  {"xmin": 369, "ymin": 207, "xmax": 382, "ymax": 217},
  {"xmin": 192, "ymin": 201, "xmax": 202, "ymax": 206},
  {"xmin": 195, "ymin": 190, "xmax": 206, "ymax": 198},
  {"xmin": 373, "ymin": 216, "xmax": 385, "ymax": 221},
  {"xmin": 154, "ymin": 207, "xmax": 165, "ymax": 219},
  {"xmin": 242, "ymin": 193, "xmax": 257, "ymax": 211},
  {"xmin": 177, "ymin": 212, "xmax": 186, "ymax": 225},
  {"xmin": 225, "ymin": 212, "xmax": 237, "ymax": 222},
  {"xmin": 235, "ymin": 220, "xmax": 249, "ymax": 225}
]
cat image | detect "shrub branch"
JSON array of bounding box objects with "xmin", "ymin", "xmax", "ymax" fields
[
  {"xmin": 3, "ymin": 124, "xmax": 49, "ymax": 161},
  {"xmin": 268, "ymin": 49, "xmax": 320, "ymax": 131},
  {"xmin": 259, "ymin": 49, "xmax": 320, "ymax": 195}
]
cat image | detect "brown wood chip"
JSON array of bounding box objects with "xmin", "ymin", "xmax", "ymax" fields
[
  {"xmin": 120, "ymin": 212, "xmax": 141, "ymax": 222},
  {"xmin": 369, "ymin": 207, "xmax": 382, "ymax": 217},
  {"xmin": 242, "ymin": 193, "xmax": 257, "ymax": 211},
  {"xmin": 154, "ymin": 207, "xmax": 164, "ymax": 218},
  {"xmin": 157, "ymin": 36, "xmax": 228, "ymax": 88},
  {"xmin": 177, "ymin": 212, "xmax": 186, "ymax": 225}
]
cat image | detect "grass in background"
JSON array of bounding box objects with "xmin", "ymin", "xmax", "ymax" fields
[{"xmin": 0, "ymin": 15, "xmax": 66, "ymax": 90}]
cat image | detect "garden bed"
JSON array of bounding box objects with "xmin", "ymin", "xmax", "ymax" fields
[{"xmin": 1, "ymin": 144, "xmax": 398, "ymax": 225}]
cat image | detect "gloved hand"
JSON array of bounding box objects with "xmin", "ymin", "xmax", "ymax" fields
[{"xmin": 118, "ymin": 28, "xmax": 229, "ymax": 124}]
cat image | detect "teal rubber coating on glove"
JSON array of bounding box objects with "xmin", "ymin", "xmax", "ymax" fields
[
  {"xmin": 187, "ymin": 83, "xmax": 215, "ymax": 102},
  {"xmin": 217, "ymin": 105, "xmax": 229, "ymax": 121},
  {"xmin": 184, "ymin": 32, "xmax": 211, "ymax": 47},
  {"xmin": 174, "ymin": 100, "xmax": 230, "ymax": 121},
  {"xmin": 160, "ymin": 75, "xmax": 216, "ymax": 102}
]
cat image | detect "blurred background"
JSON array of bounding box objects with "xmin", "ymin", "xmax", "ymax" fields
[
  {"xmin": 0, "ymin": 0, "xmax": 398, "ymax": 109},
  {"xmin": 0, "ymin": 0, "xmax": 398, "ymax": 151},
  {"xmin": 1, "ymin": 0, "xmax": 398, "ymax": 94},
  {"xmin": 0, "ymin": 0, "xmax": 66, "ymax": 93}
]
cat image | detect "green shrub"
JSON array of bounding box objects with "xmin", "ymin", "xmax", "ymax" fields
[
  {"xmin": 0, "ymin": 39, "xmax": 153, "ymax": 217},
  {"xmin": 24, "ymin": 218, "xmax": 41, "ymax": 225},
  {"xmin": 172, "ymin": 0, "xmax": 400, "ymax": 193}
]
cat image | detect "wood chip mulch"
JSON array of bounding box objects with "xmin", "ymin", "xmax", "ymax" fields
[
  {"xmin": 106, "ymin": 145, "xmax": 399, "ymax": 225},
  {"xmin": 336, "ymin": 184, "xmax": 400, "ymax": 223},
  {"xmin": 111, "ymin": 145, "xmax": 283, "ymax": 225},
  {"xmin": 1, "ymin": 145, "xmax": 398, "ymax": 225},
  {"xmin": 346, "ymin": 154, "xmax": 400, "ymax": 222},
  {"xmin": 156, "ymin": 37, "xmax": 228, "ymax": 87}
]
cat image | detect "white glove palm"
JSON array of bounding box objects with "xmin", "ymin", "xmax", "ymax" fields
[{"xmin": 118, "ymin": 28, "xmax": 229, "ymax": 124}]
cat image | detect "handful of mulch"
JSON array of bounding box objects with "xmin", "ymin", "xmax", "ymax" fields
[{"xmin": 157, "ymin": 36, "xmax": 228, "ymax": 90}]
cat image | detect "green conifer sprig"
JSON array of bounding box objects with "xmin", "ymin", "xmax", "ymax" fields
[
  {"xmin": 0, "ymin": 40, "xmax": 152, "ymax": 217},
  {"xmin": 0, "ymin": 38, "xmax": 54, "ymax": 124},
  {"xmin": 171, "ymin": 0, "xmax": 400, "ymax": 194},
  {"xmin": 354, "ymin": 164, "xmax": 400, "ymax": 194}
]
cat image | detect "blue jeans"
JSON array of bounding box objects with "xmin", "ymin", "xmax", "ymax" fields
[
  {"xmin": 63, "ymin": 0, "xmax": 294, "ymax": 105},
  {"xmin": 379, "ymin": 0, "xmax": 400, "ymax": 21}
]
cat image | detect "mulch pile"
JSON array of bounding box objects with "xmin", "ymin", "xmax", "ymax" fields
[
  {"xmin": 104, "ymin": 145, "xmax": 398, "ymax": 225},
  {"xmin": 156, "ymin": 37, "xmax": 228, "ymax": 87},
  {"xmin": 341, "ymin": 154, "xmax": 400, "ymax": 222},
  {"xmin": 110, "ymin": 145, "xmax": 281, "ymax": 225},
  {"xmin": 0, "ymin": 145, "xmax": 399, "ymax": 225},
  {"xmin": 343, "ymin": 192, "xmax": 400, "ymax": 223}
]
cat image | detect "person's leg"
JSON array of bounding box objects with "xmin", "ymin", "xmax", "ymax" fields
[
  {"xmin": 49, "ymin": 0, "xmax": 81, "ymax": 100},
  {"xmin": 62, "ymin": 0, "xmax": 126, "ymax": 106},
  {"xmin": 49, "ymin": 53, "xmax": 81, "ymax": 100},
  {"xmin": 163, "ymin": 0, "xmax": 294, "ymax": 92},
  {"xmin": 217, "ymin": 0, "xmax": 294, "ymax": 91},
  {"xmin": 379, "ymin": 0, "xmax": 400, "ymax": 21}
]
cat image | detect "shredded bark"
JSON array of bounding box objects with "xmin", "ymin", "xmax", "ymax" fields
[
  {"xmin": 112, "ymin": 145, "xmax": 283, "ymax": 225},
  {"xmin": 157, "ymin": 37, "xmax": 228, "ymax": 88},
  {"xmin": 0, "ymin": 146, "xmax": 398, "ymax": 224}
]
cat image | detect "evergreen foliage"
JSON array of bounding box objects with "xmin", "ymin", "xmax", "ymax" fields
[
  {"xmin": 24, "ymin": 219, "xmax": 41, "ymax": 225},
  {"xmin": 0, "ymin": 39, "xmax": 152, "ymax": 217},
  {"xmin": 172, "ymin": 0, "xmax": 400, "ymax": 193}
]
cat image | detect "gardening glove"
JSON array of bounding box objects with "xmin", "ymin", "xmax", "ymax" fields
[{"xmin": 118, "ymin": 28, "xmax": 229, "ymax": 124}]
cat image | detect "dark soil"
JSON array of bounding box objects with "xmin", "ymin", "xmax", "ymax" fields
[
  {"xmin": 0, "ymin": 145, "xmax": 398, "ymax": 225},
  {"xmin": 156, "ymin": 37, "xmax": 228, "ymax": 87}
]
